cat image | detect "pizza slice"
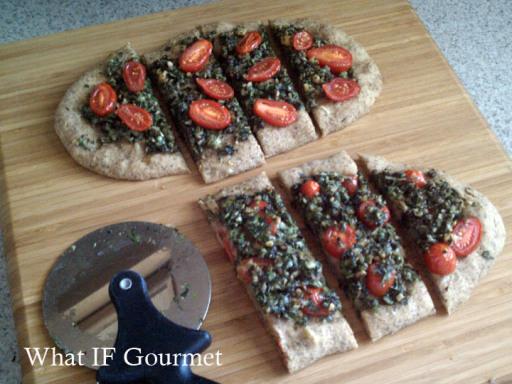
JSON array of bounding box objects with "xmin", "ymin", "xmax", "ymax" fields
[
  {"xmin": 203, "ymin": 22, "xmax": 318, "ymax": 157},
  {"xmin": 279, "ymin": 152, "xmax": 435, "ymax": 341},
  {"xmin": 360, "ymin": 154, "xmax": 506, "ymax": 313},
  {"xmin": 199, "ymin": 172, "xmax": 357, "ymax": 372},
  {"xmin": 144, "ymin": 29, "xmax": 265, "ymax": 183},
  {"xmin": 55, "ymin": 44, "xmax": 189, "ymax": 180},
  {"xmin": 270, "ymin": 19, "xmax": 382, "ymax": 136}
]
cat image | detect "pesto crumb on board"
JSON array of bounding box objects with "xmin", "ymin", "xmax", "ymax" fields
[
  {"xmin": 292, "ymin": 172, "xmax": 418, "ymax": 311},
  {"xmin": 217, "ymin": 188, "xmax": 341, "ymax": 325}
]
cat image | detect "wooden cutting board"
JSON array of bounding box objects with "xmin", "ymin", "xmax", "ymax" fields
[{"xmin": 1, "ymin": 0, "xmax": 511, "ymax": 383}]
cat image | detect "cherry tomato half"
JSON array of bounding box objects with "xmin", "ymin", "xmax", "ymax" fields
[
  {"xmin": 293, "ymin": 31, "xmax": 314, "ymax": 51},
  {"xmin": 236, "ymin": 31, "xmax": 262, "ymax": 55},
  {"xmin": 301, "ymin": 179, "xmax": 321, "ymax": 198},
  {"xmin": 237, "ymin": 258, "xmax": 274, "ymax": 284},
  {"xmin": 89, "ymin": 82, "xmax": 117, "ymax": 117},
  {"xmin": 322, "ymin": 78, "xmax": 360, "ymax": 102},
  {"xmin": 244, "ymin": 57, "xmax": 281, "ymax": 82},
  {"xmin": 253, "ymin": 98, "xmax": 298, "ymax": 127},
  {"xmin": 115, "ymin": 104, "xmax": 153, "ymax": 131},
  {"xmin": 342, "ymin": 176, "xmax": 358, "ymax": 196},
  {"xmin": 179, "ymin": 39, "xmax": 213, "ymax": 73},
  {"xmin": 306, "ymin": 45, "xmax": 353, "ymax": 74},
  {"xmin": 451, "ymin": 217, "xmax": 482, "ymax": 257},
  {"xmin": 196, "ymin": 78, "xmax": 234, "ymax": 100},
  {"xmin": 357, "ymin": 200, "xmax": 391, "ymax": 229},
  {"xmin": 366, "ymin": 264, "xmax": 395, "ymax": 297},
  {"xmin": 189, "ymin": 99, "xmax": 231, "ymax": 130},
  {"xmin": 321, "ymin": 225, "xmax": 356, "ymax": 259},
  {"xmin": 302, "ymin": 287, "xmax": 330, "ymax": 317},
  {"xmin": 405, "ymin": 169, "xmax": 427, "ymax": 188},
  {"xmin": 215, "ymin": 225, "xmax": 237, "ymax": 263},
  {"xmin": 424, "ymin": 243, "xmax": 457, "ymax": 275},
  {"xmin": 123, "ymin": 61, "xmax": 146, "ymax": 93}
]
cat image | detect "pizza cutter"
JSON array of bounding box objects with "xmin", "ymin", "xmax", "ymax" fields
[{"xmin": 42, "ymin": 221, "xmax": 218, "ymax": 383}]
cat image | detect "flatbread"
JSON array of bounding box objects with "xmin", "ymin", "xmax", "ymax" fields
[
  {"xmin": 359, "ymin": 154, "xmax": 507, "ymax": 313},
  {"xmin": 55, "ymin": 44, "xmax": 189, "ymax": 180},
  {"xmin": 278, "ymin": 151, "xmax": 435, "ymax": 340},
  {"xmin": 198, "ymin": 172, "xmax": 357, "ymax": 372},
  {"xmin": 270, "ymin": 18, "xmax": 383, "ymax": 136}
]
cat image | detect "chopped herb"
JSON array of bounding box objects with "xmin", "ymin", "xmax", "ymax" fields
[{"xmin": 128, "ymin": 229, "xmax": 141, "ymax": 244}]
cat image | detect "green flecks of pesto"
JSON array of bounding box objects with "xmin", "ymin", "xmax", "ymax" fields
[
  {"xmin": 481, "ymin": 250, "xmax": 493, "ymax": 260},
  {"xmin": 128, "ymin": 229, "xmax": 141, "ymax": 244},
  {"xmin": 291, "ymin": 172, "xmax": 418, "ymax": 311},
  {"xmin": 74, "ymin": 134, "xmax": 96, "ymax": 151},
  {"xmin": 217, "ymin": 188, "xmax": 341, "ymax": 325}
]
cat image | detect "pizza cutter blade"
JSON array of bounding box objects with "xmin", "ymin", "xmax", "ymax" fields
[{"xmin": 42, "ymin": 221, "xmax": 212, "ymax": 370}]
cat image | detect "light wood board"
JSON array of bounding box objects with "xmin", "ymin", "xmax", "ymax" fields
[{"xmin": 1, "ymin": 0, "xmax": 511, "ymax": 383}]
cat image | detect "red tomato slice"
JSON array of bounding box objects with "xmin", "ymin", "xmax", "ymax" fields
[
  {"xmin": 302, "ymin": 287, "xmax": 330, "ymax": 317},
  {"xmin": 253, "ymin": 99, "xmax": 298, "ymax": 127},
  {"xmin": 451, "ymin": 217, "xmax": 482, "ymax": 257},
  {"xmin": 293, "ymin": 31, "xmax": 314, "ymax": 51},
  {"xmin": 306, "ymin": 45, "xmax": 352, "ymax": 73},
  {"xmin": 215, "ymin": 226, "xmax": 237, "ymax": 263},
  {"xmin": 300, "ymin": 179, "xmax": 321, "ymax": 198},
  {"xmin": 321, "ymin": 225, "xmax": 356, "ymax": 259},
  {"xmin": 342, "ymin": 176, "xmax": 358, "ymax": 196},
  {"xmin": 237, "ymin": 258, "xmax": 274, "ymax": 284},
  {"xmin": 89, "ymin": 82, "xmax": 117, "ymax": 117},
  {"xmin": 249, "ymin": 200, "xmax": 267, "ymax": 216},
  {"xmin": 122, "ymin": 61, "xmax": 146, "ymax": 93},
  {"xmin": 179, "ymin": 39, "xmax": 213, "ymax": 73},
  {"xmin": 366, "ymin": 264, "xmax": 395, "ymax": 297},
  {"xmin": 115, "ymin": 104, "xmax": 153, "ymax": 131},
  {"xmin": 357, "ymin": 200, "xmax": 391, "ymax": 229},
  {"xmin": 322, "ymin": 78, "xmax": 360, "ymax": 102},
  {"xmin": 424, "ymin": 243, "xmax": 457, "ymax": 275},
  {"xmin": 405, "ymin": 169, "xmax": 427, "ymax": 188},
  {"xmin": 244, "ymin": 57, "xmax": 281, "ymax": 82},
  {"xmin": 236, "ymin": 31, "xmax": 262, "ymax": 55},
  {"xmin": 196, "ymin": 78, "xmax": 234, "ymax": 100},
  {"xmin": 188, "ymin": 99, "xmax": 231, "ymax": 130}
]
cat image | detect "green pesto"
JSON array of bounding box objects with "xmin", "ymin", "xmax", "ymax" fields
[
  {"xmin": 81, "ymin": 50, "xmax": 178, "ymax": 154},
  {"xmin": 217, "ymin": 188, "xmax": 341, "ymax": 325},
  {"xmin": 292, "ymin": 172, "xmax": 418, "ymax": 311},
  {"xmin": 372, "ymin": 170, "xmax": 464, "ymax": 251},
  {"xmin": 271, "ymin": 24, "xmax": 355, "ymax": 111}
]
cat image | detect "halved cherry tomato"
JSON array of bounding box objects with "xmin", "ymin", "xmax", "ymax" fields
[
  {"xmin": 322, "ymin": 78, "xmax": 360, "ymax": 102},
  {"xmin": 306, "ymin": 45, "xmax": 352, "ymax": 73},
  {"xmin": 253, "ymin": 99, "xmax": 298, "ymax": 127},
  {"xmin": 321, "ymin": 225, "xmax": 356, "ymax": 259},
  {"xmin": 293, "ymin": 31, "xmax": 314, "ymax": 51},
  {"xmin": 302, "ymin": 287, "xmax": 330, "ymax": 317},
  {"xmin": 115, "ymin": 104, "xmax": 153, "ymax": 131},
  {"xmin": 342, "ymin": 176, "xmax": 358, "ymax": 196},
  {"xmin": 405, "ymin": 169, "xmax": 427, "ymax": 188},
  {"xmin": 366, "ymin": 263, "xmax": 395, "ymax": 297},
  {"xmin": 89, "ymin": 82, "xmax": 117, "ymax": 117},
  {"xmin": 195, "ymin": 78, "xmax": 234, "ymax": 100},
  {"xmin": 189, "ymin": 99, "xmax": 231, "ymax": 130},
  {"xmin": 424, "ymin": 243, "xmax": 457, "ymax": 275},
  {"xmin": 244, "ymin": 57, "xmax": 281, "ymax": 82},
  {"xmin": 236, "ymin": 31, "xmax": 262, "ymax": 55},
  {"xmin": 123, "ymin": 61, "xmax": 146, "ymax": 93},
  {"xmin": 451, "ymin": 217, "xmax": 482, "ymax": 257},
  {"xmin": 179, "ymin": 39, "xmax": 213, "ymax": 73},
  {"xmin": 237, "ymin": 258, "xmax": 274, "ymax": 284},
  {"xmin": 300, "ymin": 180, "xmax": 320, "ymax": 198},
  {"xmin": 215, "ymin": 226, "xmax": 237, "ymax": 263},
  {"xmin": 357, "ymin": 200, "xmax": 390, "ymax": 229},
  {"xmin": 248, "ymin": 200, "xmax": 267, "ymax": 216}
]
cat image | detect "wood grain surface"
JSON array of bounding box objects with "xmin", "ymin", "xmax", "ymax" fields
[{"xmin": 1, "ymin": 0, "xmax": 511, "ymax": 383}]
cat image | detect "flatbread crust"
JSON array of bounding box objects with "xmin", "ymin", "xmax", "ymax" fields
[
  {"xmin": 198, "ymin": 172, "xmax": 357, "ymax": 372},
  {"xmin": 144, "ymin": 30, "xmax": 265, "ymax": 183},
  {"xmin": 55, "ymin": 44, "xmax": 189, "ymax": 180},
  {"xmin": 202, "ymin": 21, "xmax": 318, "ymax": 157},
  {"xmin": 359, "ymin": 154, "xmax": 507, "ymax": 313},
  {"xmin": 270, "ymin": 19, "xmax": 383, "ymax": 136},
  {"xmin": 278, "ymin": 151, "xmax": 435, "ymax": 340}
]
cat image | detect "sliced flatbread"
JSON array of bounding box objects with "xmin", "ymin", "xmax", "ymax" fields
[{"xmin": 55, "ymin": 44, "xmax": 189, "ymax": 180}]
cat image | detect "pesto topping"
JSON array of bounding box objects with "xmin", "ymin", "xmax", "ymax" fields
[
  {"xmin": 217, "ymin": 26, "xmax": 304, "ymax": 129},
  {"xmin": 82, "ymin": 50, "xmax": 178, "ymax": 154},
  {"xmin": 271, "ymin": 24, "xmax": 355, "ymax": 110},
  {"xmin": 218, "ymin": 189, "xmax": 341, "ymax": 325},
  {"xmin": 149, "ymin": 36, "xmax": 251, "ymax": 159},
  {"xmin": 292, "ymin": 172, "xmax": 418, "ymax": 310},
  {"xmin": 372, "ymin": 170, "xmax": 464, "ymax": 251}
]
